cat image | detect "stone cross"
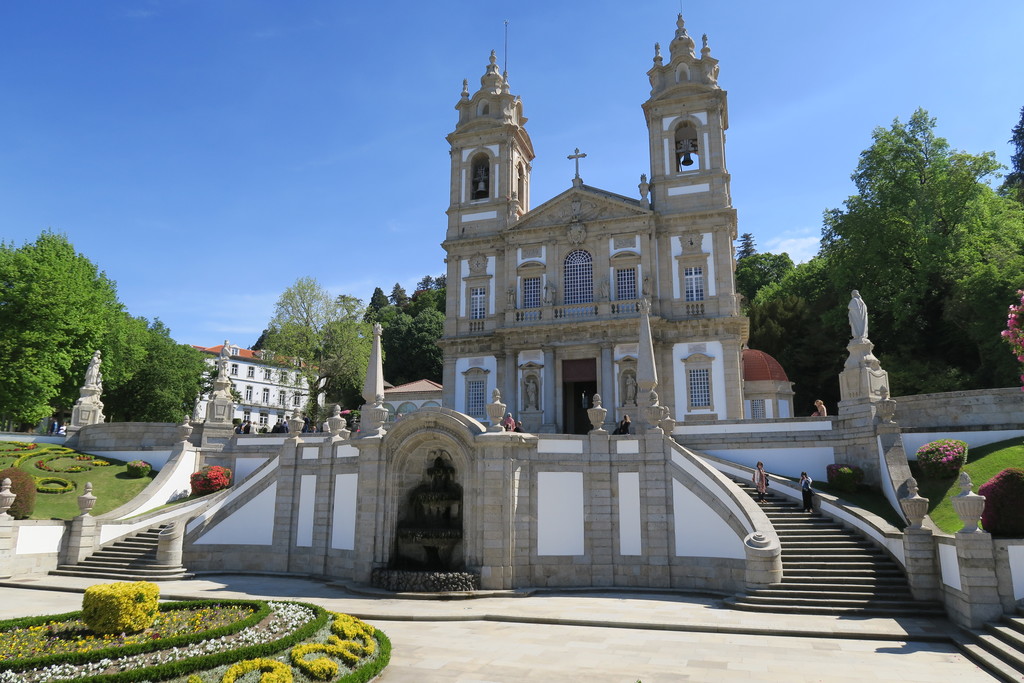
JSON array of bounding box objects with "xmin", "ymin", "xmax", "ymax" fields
[{"xmin": 568, "ymin": 148, "xmax": 587, "ymax": 179}]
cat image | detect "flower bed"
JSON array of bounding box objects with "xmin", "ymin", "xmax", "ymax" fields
[
  {"xmin": 916, "ymin": 439, "xmax": 968, "ymax": 478},
  {"xmin": 35, "ymin": 477, "xmax": 75, "ymax": 494},
  {"xmin": 0, "ymin": 599, "xmax": 391, "ymax": 683}
]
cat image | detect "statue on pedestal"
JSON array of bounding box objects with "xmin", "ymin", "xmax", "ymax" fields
[{"xmin": 848, "ymin": 290, "xmax": 869, "ymax": 342}]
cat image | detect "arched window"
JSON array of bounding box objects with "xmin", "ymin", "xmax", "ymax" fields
[
  {"xmin": 470, "ymin": 153, "xmax": 490, "ymax": 200},
  {"xmin": 674, "ymin": 121, "xmax": 699, "ymax": 171},
  {"xmin": 563, "ymin": 250, "xmax": 594, "ymax": 305}
]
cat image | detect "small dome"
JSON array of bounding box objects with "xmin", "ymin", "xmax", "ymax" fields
[{"xmin": 743, "ymin": 349, "xmax": 789, "ymax": 382}]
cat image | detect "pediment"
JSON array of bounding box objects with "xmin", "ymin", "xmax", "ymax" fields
[{"xmin": 508, "ymin": 185, "xmax": 650, "ymax": 233}]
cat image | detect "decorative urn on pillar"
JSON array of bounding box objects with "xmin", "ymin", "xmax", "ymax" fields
[
  {"xmin": 951, "ymin": 472, "xmax": 986, "ymax": 533},
  {"xmin": 898, "ymin": 477, "xmax": 929, "ymax": 530},
  {"xmin": 587, "ymin": 394, "xmax": 608, "ymax": 434},
  {"xmin": 485, "ymin": 389, "xmax": 507, "ymax": 432},
  {"xmin": 77, "ymin": 482, "xmax": 97, "ymax": 517}
]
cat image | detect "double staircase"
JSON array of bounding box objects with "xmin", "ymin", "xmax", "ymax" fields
[
  {"xmin": 725, "ymin": 480, "xmax": 944, "ymax": 617},
  {"xmin": 51, "ymin": 525, "xmax": 190, "ymax": 581}
]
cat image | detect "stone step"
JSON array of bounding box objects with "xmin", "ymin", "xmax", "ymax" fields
[
  {"xmin": 781, "ymin": 558, "xmax": 894, "ymax": 569},
  {"xmin": 952, "ymin": 631, "xmax": 1024, "ymax": 683},
  {"xmin": 751, "ymin": 586, "xmax": 914, "ymax": 601},
  {"xmin": 774, "ymin": 581, "xmax": 913, "ymax": 594},
  {"xmin": 1004, "ymin": 616, "xmax": 1024, "ymax": 636},
  {"xmin": 976, "ymin": 631, "xmax": 1024, "ymax": 671},
  {"xmin": 724, "ymin": 598, "xmax": 945, "ymax": 618},
  {"xmin": 51, "ymin": 568, "xmax": 191, "ymax": 582},
  {"xmin": 80, "ymin": 556, "xmax": 159, "ymax": 567},
  {"xmin": 733, "ymin": 593, "xmax": 941, "ymax": 611},
  {"xmin": 782, "ymin": 569, "xmax": 905, "ymax": 582},
  {"xmin": 93, "ymin": 547, "xmax": 156, "ymax": 558}
]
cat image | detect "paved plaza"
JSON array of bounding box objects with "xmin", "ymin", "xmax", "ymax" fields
[{"xmin": 0, "ymin": 573, "xmax": 995, "ymax": 682}]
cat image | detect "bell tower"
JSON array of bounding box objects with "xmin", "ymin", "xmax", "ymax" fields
[
  {"xmin": 445, "ymin": 51, "xmax": 535, "ymax": 240},
  {"xmin": 642, "ymin": 14, "xmax": 730, "ymax": 215}
]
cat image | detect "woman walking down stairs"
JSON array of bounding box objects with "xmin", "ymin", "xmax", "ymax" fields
[{"xmin": 725, "ymin": 480, "xmax": 944, "ymax": 617}]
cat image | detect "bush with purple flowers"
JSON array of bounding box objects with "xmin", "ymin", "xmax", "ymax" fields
[
  {"xmin": 915, "ymin": 439, "xmax": 968, "ymax": 478},
  {"xmin": 826, "ymin": 463, "xmax": 864, "ymax": 493},
  {"xmin": 979, "ymin": 468, "xmax": 1024, "ymax": 536}
]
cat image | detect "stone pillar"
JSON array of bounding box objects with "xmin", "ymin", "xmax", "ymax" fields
[
  {"xmin": 952, "ymin": 530, "xmax": 1003, "ymax": 628},
  {"xmin": 156, "ymin": 521, "xmax": 184, "ymax": 567},
  {"xmin": 743, "ymin": 531, "xmax": 782, "ymax": 587},
  {"xmin": 542, "ymin": 346, "xmax": 556, "ymax": 432},
  {"xmin": 65, "ymin": 515, "xmax": 98, "ymax": 565},
  {"xmin": 600, "ymin": 344, "xmax": 615, "ymax": 430},
  {"xmin": 0, "ymin": 517, "xmax": 14, "ymax": 579},
  {"xmin": 901, "ymin": 528, "xmax": 940, "ymax": 601},
  {"xmin": 503, "ymin": 351, "xmax": 518, "ymax": 419}
]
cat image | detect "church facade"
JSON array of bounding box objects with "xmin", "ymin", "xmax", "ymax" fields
[{"xmin": 440, "ymin": 16, "xmax": 748, "ymax": 433}]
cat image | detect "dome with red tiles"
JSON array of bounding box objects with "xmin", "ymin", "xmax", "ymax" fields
[{"xmin": 742, "ymin": 349, "xmax": 789, "ymax": 382}]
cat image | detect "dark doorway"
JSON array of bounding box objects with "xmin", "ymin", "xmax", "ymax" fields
[{"xmin": 562, "ymin": 358, "xmax": 597, "ymax": 435}]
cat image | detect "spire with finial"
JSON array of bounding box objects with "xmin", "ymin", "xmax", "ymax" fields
[
  {"xmin": 461, "ymin": 78, "xmax": 469, "ymax": 99},
  {"xmin": 670, "ymin": 12, "xmax": 696, "ymax": 59},
  {"xmin": 653, "ymin": 42, "xmax": 663, "ymax": 66}
]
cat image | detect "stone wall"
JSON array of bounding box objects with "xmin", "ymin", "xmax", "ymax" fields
[
  {"xmin": 894, "ymin": 388, "xmax": 1024, "ymax": 432},
  {"xmin": 69, "ymin": 422, "xmax": 182, "ymax": 453}
]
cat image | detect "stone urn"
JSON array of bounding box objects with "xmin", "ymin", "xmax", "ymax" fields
[
  {"xmin": 587, "ymin": 394, "xmax": 608, "ymax": 434},
  {"xmin": 176, "ymin": 417, "xmax": 194, "ymax": 442},
  {"xmin": 898, "ymin": 477, "xmax": 929, "ymax": 530},
  {"xmin": 485, "ymin": 389, "xmax": 507, "ymax": 432},
  {"xmin": 951, "ymin": 472, "xmax": 986, "ymax": 533},
  {"xmin": 77, "ymin": 482, "xmax": 97, "ymax": 517},
  {"xmin": 642, "ymin": 390, "xmax": 664, "ymax": 432},
  {"xmin": 0, "ymin": 478, "xmax": 16, "ymax": 519},
  {"xmin": 327, "ymin": 404, "xmax": 350, "ymax": 438},
  {"xmin": 288, "ymin": 413, "xmax": 305, "ymax": 435}
]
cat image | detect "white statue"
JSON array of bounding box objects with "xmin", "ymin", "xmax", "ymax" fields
[
  {"xmin": 83, "ymin": 350, "xmax": 103, "ymax": 389},
  {"xmin": 848, "ymin": 290, "xmax": 869, "ymax": 341}
]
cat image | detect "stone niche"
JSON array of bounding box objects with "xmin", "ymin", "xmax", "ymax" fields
[{"xmin": 390, "ymin": 449, "xmax": 465, "ymax": 572}]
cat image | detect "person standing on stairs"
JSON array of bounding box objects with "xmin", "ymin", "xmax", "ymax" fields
[
  {"xmin": 800, "ymin": 471, "xmax": 814, "ymax": 512},
  {"xmin": 753, "ymin": 461, "xmax": 769, "ymax": 503}
]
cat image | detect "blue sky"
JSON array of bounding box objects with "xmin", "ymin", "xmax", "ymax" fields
[{"xmin": 3, "ymin": 1, "xmax": 1022, "ymax": 348}]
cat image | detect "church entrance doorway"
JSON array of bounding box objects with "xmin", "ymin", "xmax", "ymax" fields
[{"xmin": 562, "ymin": 358, "xmax": 597, "ymax": 435}]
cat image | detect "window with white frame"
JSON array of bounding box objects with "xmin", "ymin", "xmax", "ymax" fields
[
  {"xmin": 262, "ymin": 388, "xmax": 270, "ymax": 403},
  {"xmin": 244, "ymin": 386, "xmax": 253, "ymax": 401},
  {"xmin": 751, "ymin": 398, "xmax": 766, "ymax": 419},
  {"xmin": 616, "ymin": 267, "xmax": 637, "ymax": 300},
  {"xmin": 230, "ymin": 363, "xmax": 238, "ymax": 376},
  {"xmin": 470, "ymin": 286, "xmax": 486, "ymax": 319},
  {"xmin": 684, "ymin": 266, "xmax": 705, "ymax": 301},
  {"xmin": 563, "ymin": 250, "xmax": 594, "ymax": 304},
  {"xmin": 466, "ymin": 379, "xmax": 486, "ymax": 418},
  {"xmin": 243, "ymin": 410, "xmax": 251, "ymax": 422},
  {"xmin": 688, "ymin": 367, "xmax": 711, "ymax": 408},
  {"xmin": 278, "ymin": 390, "xmax": 286, "ymax": 406},
  {"xmin": 522, "ymin": 276, "xmax": 541, "ymax": 308},
  {"xmin": 293, "ymin": 394, "xmax": 301, "ymax": 406},
  {"xmin": 246, "ymin": 366, "xmax": 255, "ymax": 378},
  {"xmin": 259, "ymin": 412, "xmax": 268, "ymax": 426},
  {"xmin": 263, "ymin": 368, "xmax": 272, "ymax": 380}
]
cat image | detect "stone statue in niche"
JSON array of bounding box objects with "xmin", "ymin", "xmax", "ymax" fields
[
  {"xmin": 543, "ymin": 282, "xmax": 556, "ymax": 306},
  {"xmin": 506, "ymin": 287, "xmax": 517, "ymax": 310},
  {"xmin": 524, "ymin": 376, "xmax": 539, "ymax": 410},
  {"xmin": 624, "ymin": 372, "xmax": 638, "ymax": 406},
  {"xmin": 597, "ymin": 277, "xmax": 610, "ymax": 301}
]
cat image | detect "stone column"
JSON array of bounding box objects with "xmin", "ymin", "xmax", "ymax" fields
[
  {"xmin": 156, "ymin": 521, "xmax": 185, "ymax": 567},
  {"xmin": 64, "ymin": 482, "xmax": 99, "ymax": 565},
  {"xmin": 902, "ymin": 528, "xmax": 940, "ymax": 601},
  {"xmin": 600, "ymin": 344, "xmax": 615, "ymax": 430},
  {"xmin": 542, "ymin": 346, "xmax": 556, "ymax": 432},
  {"xmin": 948, "ymin": 473, "xmax": 1003, "ymax": 627}
]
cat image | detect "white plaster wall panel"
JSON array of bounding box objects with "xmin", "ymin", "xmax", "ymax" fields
[
  {"xmin": 461, "ymin": 211, "xmax": 498, "ymax": 223},
  {"xmin": 672, "ymin": 479, "xmax": 744, "ymax": 559},
  {"xmin": 193, "ymin": 483, "xmax": 277, "ymax": 546},
  {"xmin": 454, "ymin": 356, "xmax": 497, "ymax": 417},
  {"xmin": 300, "ymin": 446, "xmax": 319, "ymax": 460},
  {"xmin": 331, "ymin": 473, "xmax": 358, "ymax": 550},
  {"xmin": 670, "ymin": 450, "xmax": 751, "ymax": 535},
  {"xmin": 704, "ymin": 232, "xmax": 717, "ymax": 297},
  {"xmin": 517, "ymin": 246, "xmax": 546, "ymax": 265},
  {"xmin": 667, "ymin": 183, "xmax": 710, "ymax": 196},
  {"xmin": 662, "ymin": 115, "xmax": 679, "ymax": 131},
  {"xmin": 459, "ymin": 259, "xmax": 469, "ymax": 317},
  {"xmin": 102, "ymin": 497, "xmax": 221, "ymax": 545},
  {"xmin": 876, "ymin": 436, "xmax": 902, "ymax": 529},
  {"xmin": 459, "ymin": 144, "xmax": 499, "ymax": 162},
  {"xmin": 537, "ymin": 439, "xmax": 584, "ymax": 455},
  {"xmin": 15, "ymin": 524, "xmax": 65, "ymax": 554},
  {"xmin": 671, "ymin": 341, "xmax": 725, "ymax": 419},
  {"xmin": 296, "ymin": 475, "xmax": 317, "ymax": 548},
  {"xmin": 693, "ymin": 111, "xmax": 708, "ymax": 125},
  {"xmin": 187, "ymin": 457, "xmax": 280, "ymax": 534},
  {"xmin": 938, "ymin": 542, "xmax": 961, "ymax": 590},
  {"xmin": 674, "ymin": 420, "xmax": 832, "ymax": 435},
  {"xmin": 777, "ymin": 401, "xmax": 790, "ymax": 418},
  {"xmin": 701, "ymin": 447, "xmax": 834, "ymax": 481},
  {"xmin": 234, "ymin": 458, "xmax": 268, "ymax": 483},
  {"xmin": 743, "ymin": 400, "xmax": 751, "ymax": 419},
  {"xmin": 616, "ymin": 440, "xmax": 640, "ymax": 454},
  {"xmin": 902, "ymin": 430, "xmax": 1024, "ymax": 460},
  {"xmin": 1009, "ymin": 544, "xmax": 1024, "ymax": 600},
  {"xmin": 78, "ymin": 450, "xmax": 174, "ymax": 470},
  {"xmin": 671, "ymin": 236, "xmax": 682, "ymax": 299},
  {"xmin": 487, "ymin": 255, "xmax": 495, "ymax": 314},
  {"xmin": 117, "ymin": 448, "xmax": 197, "ymax": 519},
  {"xmin": 537, "ymin": 472, "xmax": 584, "ymax": 556},
  {"xmin": 236, "ymin": 437, "xmax": 286, "ymax": 446},
  {"xmin": 663, "ymin": 138, "xmax": 672, "ymax": 175},
  {"xmin": 618, "ymin": 472, "xmax": 642, "ymax": 556},
  {"xmin": 614, "ymin": 344, "xmax": 638, "ymax": 361},
  {"xmin": 335, "ymin": 445, "xmax": 358, "ymax": 458},
  {"xmin": 460, "ymin": 168, "xmax": 466, "ymax": 203}
]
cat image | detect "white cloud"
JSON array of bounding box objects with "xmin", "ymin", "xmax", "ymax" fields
[{"xmin": 763, "ymin": 230, "xmax": 821, "ymax": 265}]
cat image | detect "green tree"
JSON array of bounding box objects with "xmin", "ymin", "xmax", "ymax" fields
[
  {"xmin": 389, "ymin": 283, "xmax": 409, "ymax": 308},
  {"xmin": 364, "ymin": 287, "xmax": 390, "ymax": 323},
  {"xmin": 262, "ymin": 278, "xmax": 373, "ymax": 419},
  {"xmin": 0, "ymin": 232, "xmax": 143, "ymax": 425},
  {"xmin": 104, "ymin": 320, "xmax": 207, "ymax": 422},
  {"xmin": 1003, "ymin": 105, "xmax": 1024, "ymax": 201},
  {"xmin": 377, "ymin": 307, "xmax": 444, "ymax": 386},
  {"xmin": 735, "ymin": 252, "xmax": 794, "ymax": 306},
  {"xmin": 736, "ymin": 232, "xmax": 757, "ymax": 260}
]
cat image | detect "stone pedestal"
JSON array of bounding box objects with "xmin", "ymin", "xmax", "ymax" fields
[
  {"xmin": 70, "ymin": 387, "xmax": 105, "ymax": 431},
  {"xmin": 839, "ymin": 339, "xmax": 889, "ymax": 403},
  {"xmin": 0, "ymin": 517, "xmax": 14, "ymax": 579},
  {"xmin": 743, "ymin": 531, "xmax": 782, "ymax": 587},
  {"xmin": 901, "ymin": 528, "xmax": 940, "ymax": 601},
  {"xmin": 950, "ymin": 530, "xmax": 1003, "ymax": 628},
  {"xmin": 65, "ymin": 514, "xmax": 98, "ymax": 565},
  {"xmin": 156, "ymin": 521, "xmax": 185, "ymax": 567}
]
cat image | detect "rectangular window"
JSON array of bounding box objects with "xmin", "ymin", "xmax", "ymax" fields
[
  {"xmin": 259, "ymin": 412, "xmax": 269, "ymax": 426},
  {"xmin": 684, "ymin": 266, "xmax": 705, "ymax": 302},
  {"xmin": 522, "ymin": 277, "xmax": 541, "ymax": 308},
  {"xmin": 263, "ymin": 368, "xmax": 272, "ymax": 381},
  {"xmin": 293, "ymin": 394, "xmax": 302, "ymax": 406},
  {"xmin": 243, "ymin": 410, "xmax": 251, "ymax": 422},
  {"xmin": 616, "ymin": 267, "xmax": 637, "ymax": 300},
  {"xmin": 278, "ymin": 390, "xmax": 286, "ymax": 406},
  {"xmin": 262, "ymin": 388, "xmax": 270, "ymax": 403},
  {"xmin": 751, "ymin": 398, "xmax": 766, "ymax": 419},
  {"xmin": 244, "ymin": 386, "xmax": 253, "ymax": 401},
  {"xmin": 230, "ymin": 363, "xmax": 239, "ymax": 376},
  {"xmin": 246, "ymin": 366, "xmax": 255, "ymax": 378},
  {"xmin": 688, "ymin": 368, "xmax": 711, "ymax": 408},
  {"xmin": 470, "ymin": 287, "xmax": 486, "ymax": 319},
  {"xmin": 467, "ymin": 380, "xmax": 486, "ymax": 418}
]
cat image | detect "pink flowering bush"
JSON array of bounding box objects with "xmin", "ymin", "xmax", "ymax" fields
[
  {"xmin": 126, "ymin": 460, "xmax": 153, "ymax": 478},
  {"xmin": 979, "ymin": 468, "xmax": 1024, "ymax": 536},
  {"xmin": 915, "ymin": 439, "xmax": 968, "ymax": 478},
  {"xmin": 190, "ymin": 465, "xmax": 232, "ymax": 495},
  {"xmin": 1002, "ymin": 289, "xmax": 1024, "ymax": 390},
  {"xmin": 826, "ymin": 463, "xmax": 864, "ymax": 493}
]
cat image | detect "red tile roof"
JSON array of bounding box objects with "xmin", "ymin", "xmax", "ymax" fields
[{"xmin": 743, "ymin": 349, "xmax": 790, "ymax": 382}]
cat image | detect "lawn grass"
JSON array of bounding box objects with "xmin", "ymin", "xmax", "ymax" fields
[
  {"xmin": 807, "ymin": 479, "xmax": 907, "ymax": 530},
  {"xmin": 912, "ymin": 435, "xmax": 1024, "ymax": 534},
  {"xmin": 0, "ymin": 442, "xmax": 155, "ymax": 520}
]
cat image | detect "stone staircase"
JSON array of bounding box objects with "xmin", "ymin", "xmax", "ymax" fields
[
  {"xmin": 51, "ymin": 525, "xmax": 190, "ymax": 581},
  {"xmin": 953, "ymin": 608, "xmax": 1024, "ymax": 682},
  {"xmin": 725, "ymin": 481, "xmax": 945, "ymax": 617}
]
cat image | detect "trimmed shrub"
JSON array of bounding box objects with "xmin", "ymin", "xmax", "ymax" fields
[
  {"xmin": 826, "ymin": 463, "xmax": 864, "ymax": 493},
  {"xmin": 0, "ymin": 467, "xmax": 36, "ymax": 519},
  {"xmin": 190, "ymin": 465, "xmax": 232, "ymax": 495},
  {"xmin": 916, "ymin": 439, "xmax": 968, "ymax": 478},
  {"xmin": 82, "ymin": 581, "xmax": 160, "ymax": 634},
  {"xmin": 222, "ymin": 658, "xmax": 293, "ymax": 683},
  {"xmin": 126, "ymin": 460, "xmax": 152, "ymax": 478},
  {"xmin": 979, "ymin": 468, "xmax": 1024, "ymax": 536}
]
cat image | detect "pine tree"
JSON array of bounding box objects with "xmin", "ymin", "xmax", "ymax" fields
[
  {"xmin": 1004, "ymin": 105, "xmax": 1024, "ymax": 201},
  {"xmin": 736, "ymin": 233, "xmax": 756, "ymax": 260},
  {"xmin": 389, "ymin": 283, "xmax": 409, "ymax": 307}
]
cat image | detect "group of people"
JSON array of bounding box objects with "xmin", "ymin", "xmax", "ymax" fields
[
  {"xmin": 752, "ymin": 461, "xmax": 815, "ymax": 513},
  {"xmin": 499, "ymin": 413, "xmax": 525, "ymax": 432}
]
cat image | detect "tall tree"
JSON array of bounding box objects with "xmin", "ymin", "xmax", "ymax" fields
[
  {"xmin": 736, "ymin": 233, "xmax": 757, "ymax": 260},
  {"xmin": 377, "ymin": 307, "xmax": 444, "ymax": 386},
  {"xmin": 364, "ymin": 287, "xmax": 390, "ymax": 323},
  {"xmin": 262, "ymin": 278, "xmax": 372, "ymax": 418},
  {"xmin": 735, "ymin": 252, "xmax": 794, "ymax": 306},
  {"xmin": 1003, "ymin": 105, "xmax": 1024, "ymax": 202},
  {"xmin": 389, "ymin": 283, "xmax": 409, "ymax": 308}
]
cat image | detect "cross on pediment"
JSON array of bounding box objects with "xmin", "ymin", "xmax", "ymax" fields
[{"xmin": 567, "ymin": 147, "xmax": 587, "ymax": 180}]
